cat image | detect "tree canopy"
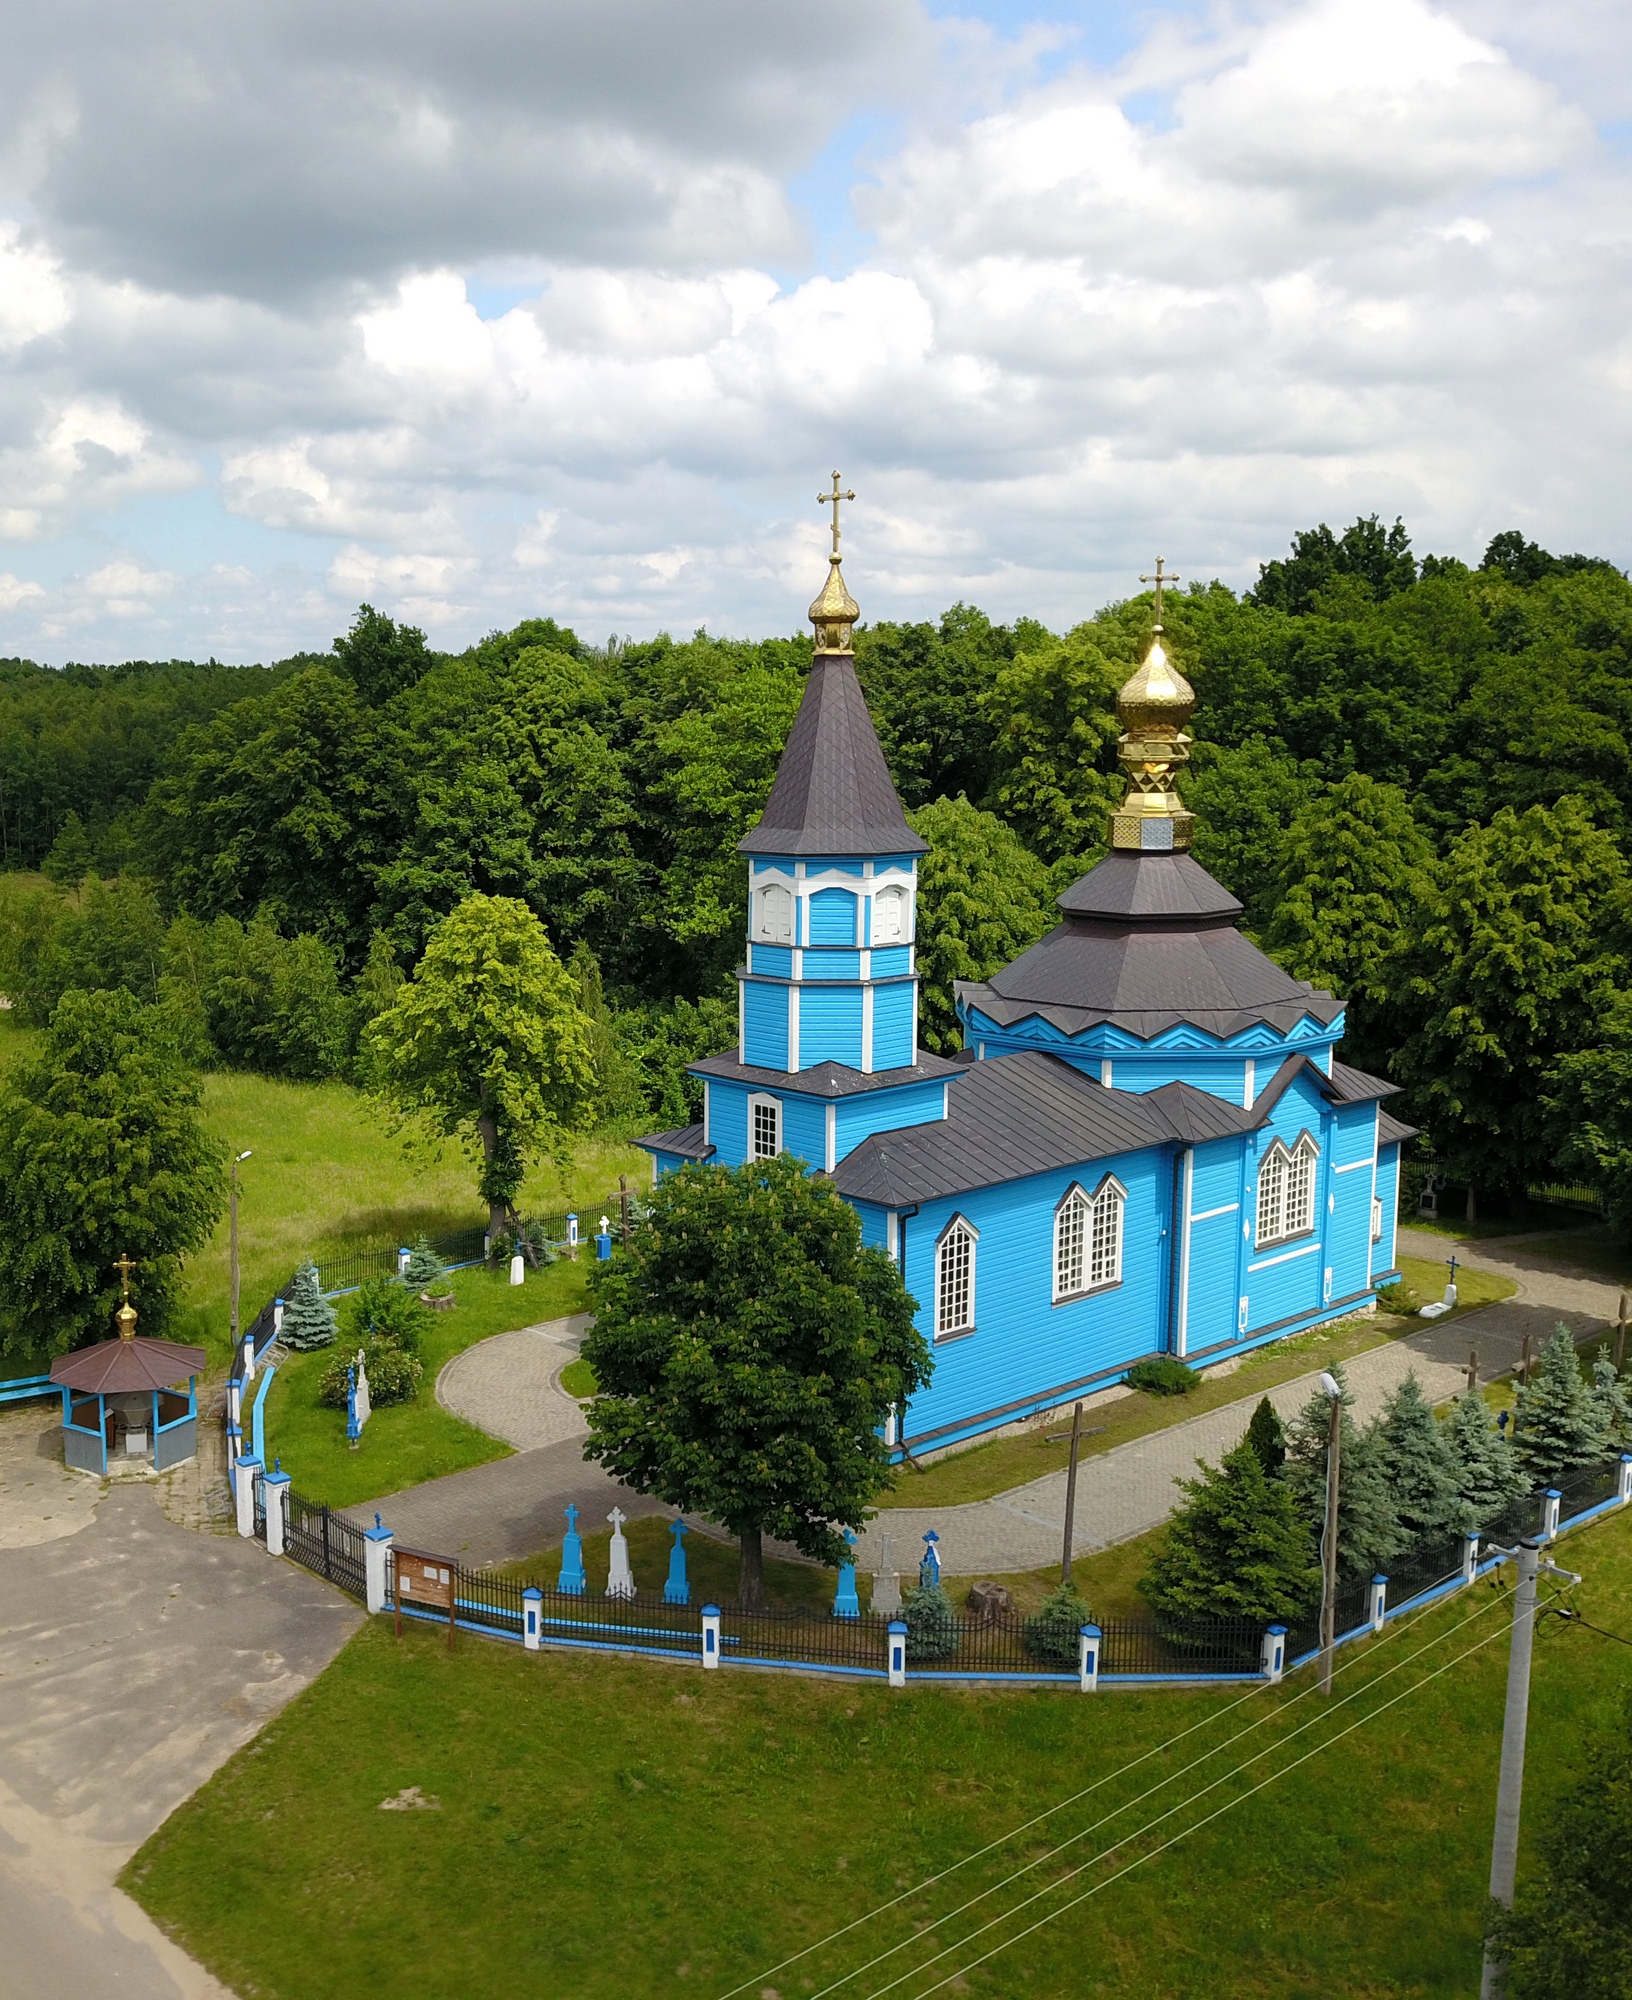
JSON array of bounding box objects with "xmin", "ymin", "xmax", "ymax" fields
[{"xmin": 579, "ymin": 1155, "xmax": 931, "ymax": 1608}]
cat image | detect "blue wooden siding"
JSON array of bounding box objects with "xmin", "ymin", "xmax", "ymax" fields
[
  {"xmin": 807, "ymin": 949, "xmax": 861, "ymax": 980},
  {"xmin": 833, "ymin": 1077, "xmax": 948, "ymax": 1160},
  {"xmin": 801, "ymin": 984, "xmax": 863, "ymax": 1066},
  {"xmin": 896, "ymin": 1147, "xmax": 1173, "ymax": 1450},
  {"xmin": 1372, "ymin": 1146, "xmax": 1401, "ymax": 1277},
  {"xmin": 706, "ymin": 1082, "xmax": 749, "ymax": 1165},
  {"xmin": 872, "ymin": 979, "xmax": 915, "ymax": 1069},
  {"xmin": 809, "ymin": 888, "xmax": 859, "ymax": 944},
  {"xmin": 871, "ymin": 946, "xmax": 911, "ymax": 977},
  {"xmin": 750, "ymin": 945, "xmax": 793, "ymax": 978},
  {"xmin": 1180, "ymin": 1137, "xmax": 1242, "ymax": 1355},
  {"xmin": 854, "ymin": 1201, "xmax": 890, "ymax": 1251},
  {"xmin": 743, "ymin": 980, "xmax": 789, "ymax": 1069}
]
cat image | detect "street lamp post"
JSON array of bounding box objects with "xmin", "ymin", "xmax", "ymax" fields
[
  {"xmin": 1317, "ymin": 1370, "xmax": 1343, "ymax": 1696},
  {"xmin": 229, "ymin": 1150, "xmax": 253, "ymax": 1347}
]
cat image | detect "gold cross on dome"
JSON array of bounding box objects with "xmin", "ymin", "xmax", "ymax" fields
[
  {"xmin": 1140, "ymin": 556, "xmax": 1181, "ymax": 627},
  {"xmin": 819, "ymin": 471, "xmax": 856, "ymax": 560},
  {"xmin": 113, "ymin": 1253, "xmax": 136, "ymax": 1300}
]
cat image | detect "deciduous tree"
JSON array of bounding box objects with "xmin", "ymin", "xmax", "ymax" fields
[{"xmin": 580, "ymin": 1155, "xmax": 931, "ymax": 1608}]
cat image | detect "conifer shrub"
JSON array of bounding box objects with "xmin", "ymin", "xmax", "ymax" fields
[
  {"xmin": 1444, "ymin": 1391, "xmax": 1527, "ymax": 1523},
  {"xmin": 1126, "ymin": 1355, "xmax": 1200, "ymax": 1397},
  {"xmin": 1376, "ymin": 1372, "xmax": 1470, "ymax": 1542},
  {"xmin": 317, "ymin": 1341, "xmax": 423, "ymax": 1409},
  {"xmin": 1588, "ymin": 1347, "xmax": 1632, "ymax": 1451},
  {"xmin": 402, "ymin": 1234, "xmax": 448, "ymax": 1294},
  {"xmin": 280, "ymin": 1261, "xmax": 338, "ymax": 1351},
  {"xmin": 1022, "ymin": 1581, "xmax": 1095, "ymax": 1667},
  {"xmin": 1283, "ymin": 1368, "xmax": 1405, "ymax": 1579},
  {"xmin": 343, "ymin": 1276, "xmax": 432, "ymax": 1356},
  {"xmin": 1245, "ymin": 1396, "xmax": 1287, "ymax": 1477},
  {"xmin": 901, "ymin": 1582, "xmax": 959, "ymax": 1662},
  {"xmin": 1140, "ymin": 1440, "xmax": 1319, "ymax": 1632},
  {"xmin": 1514, "ymin": 1325, "xmax": 1609, "ymax": 1482}
]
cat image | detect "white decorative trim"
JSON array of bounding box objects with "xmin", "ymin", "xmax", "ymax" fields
[
  {"xmin": 1177, "ymin": 1147, "xmax": 1194, "ymax": 1356},
  {"xmin": 1243, "ymin": 1059, "xmax": 1256, "ymax": 1108},
  {"xmin": 737, "ymin": 981, "xmax": 745, "ymax": 1057},
  {"xmin": 825, "ymin": 1102, "xmax": 836, "ymax": 1172},
  {"xmin": 861, "ymin": 983, "xmax": 874, "ymax": 1073},
  {"xmin": 1248, "ymin": 1242, "xmax": 1320, "ymax": 1272},
  {"xmin": 859, "ymin": 948, "xmax": 871, "ymax": 980},
  {"xmin": 934, "ymin": 1212, "xmax": 979, "ymax": 1339},
  {"xmin": 1190, "ymin": 1202, "xmax": 1239, "ymax": 1222},
  {"xmin": 702, "ymin": 1083, "xmax": 711, "ymax": 1146},
  {"xmin": 787, "ymin": 985, "xmax": 800, "ymax": 1072},
  {"xmin": 1335, "ymin": 1157, "xmax": 1376, "ymax": 1172},
  {"xmin": 886, "ymin": 1211, "xmax": 899, "ymax": 1260}
]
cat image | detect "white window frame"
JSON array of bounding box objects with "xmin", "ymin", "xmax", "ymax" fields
[
  {"xmin": 748, "ymin": 1092, "xmax": 782, "ymax": 1162},
  {"xmin": 751, "ymin": 882, "xmax": 794, "ymax": 945},
  {"xmin": 1256, "ymin": 1134, "xmax": 1319, "ymax": 1249},
  {"xmin": 934, "ymin": 1214, "xmax": 978, "ymax": 1340},
  {"xmin": 1053, "ymin": 1175, "xmax": 1126, "ymax": 1302},
  {"xmin": 872, "ymin": 885, "xmax": 909, "ymax": 944}
]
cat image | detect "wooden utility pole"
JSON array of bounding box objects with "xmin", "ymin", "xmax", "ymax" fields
[
  {"xmin": 1318, "ymin": 1379, "xmax": 1343, "ymax": 1696},
  {"xmin": 619, "ymin": 1173, "xmax": 631, "ymax": 1245},
  {"xmin": 1616, "ymin": 1294, "xmax": 1628, "ymax": 1376},
  {"xmin": 1059, "ymin": 1401, "xmax": 1084, "ymax": 1586}
]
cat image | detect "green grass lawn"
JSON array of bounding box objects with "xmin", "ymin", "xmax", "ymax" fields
[
  {"xmin": 123, "ymin": 1501, "xmax": 1632, "ymax": 2000},
  {"xmin": 1393, "ymin": 1251, "xmax": 1517, "ymax": 1321},
  {"xmin": 259, "ymin": 1256, "xmax": 592, "ymax": 1507}
]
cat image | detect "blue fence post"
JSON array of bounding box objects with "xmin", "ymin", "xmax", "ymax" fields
[
  {"xmin": 1078, "ymin": 1623, "xmax": 1101, "ymax": 1693},
  {"xmin": 1542, "ymin": 1488, "xmax": 1562, "ymax": 1540},
  {"xmin": 1261, "ymin": 1624, "xmax": 1286, "ymax": 1684},
  {"xmin": 398, "ymin": 1246, "xmax": 410, "ymax": 1280},
  {"xmin": 523, "ymin": 1586, "xmax": 542, "ymax": 1651},
  {"xmin": 833, "ymin": 1531, "xmax": 860, "ymax": 1618},
  {"xmin": 887, "ymin": 1620, "xmax": 908, "ymax": 1688},
  {"xmin": 701, "ymin": 1603, "xmax": 721, "ymax": 1670},
  {"xmin": 1369, "ymin": 1574, "xmax": 1388, "ymax": 1633},
  {"xmin": 559, "ymin": 1503, "xmax": 586, "ymax": 1595},
  {"xmin": 664, "ymin": 1520, "xmax": 691, "ymax": 1606}
]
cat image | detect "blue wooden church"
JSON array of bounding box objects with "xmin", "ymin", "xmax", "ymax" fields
[{"xmin": 640, "ymin": 524, "xmax": 1411, "ymax": 1460}]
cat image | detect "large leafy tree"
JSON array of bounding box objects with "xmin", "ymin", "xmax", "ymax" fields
[
  {"xmin": 580, "ymin": 1155, "xmax": 931, "ymax": 1608},
  {"xmin": 1185, "ymin": 741, "xmax": 1315, "ymax": 935},
  {"xmin": 907, "ymin": 797, "xmax": 1065, "ymax": 1054},
  {"xmin": 331, "ymin": 603, "xmax": 438, "ymax": 707},
  {"xmin": 1250, "ymin": 515, "xmax": 1418, "ymax": 615},
  {"xmin": 0, "ymin": 988, "xmax": 227, "ymax": 1365},
  {"xmin": 981, "ymin": 624, "xmax": 1124, "ymax": 863},
  {"xmin": 1266, "ymin": 773, "xmax": 1434, "ymax": 1074},
  {"xmin": 1485, "ymin": 1696, "xmax": 1632, "ymax": 2000},
  {"xmin": 366, "ymin": 895, "xmax": 596, "ymax": 1233},
  {"xmin": 1392, "ymin": 797, "xmax": 1628, "ymax": 1210}
]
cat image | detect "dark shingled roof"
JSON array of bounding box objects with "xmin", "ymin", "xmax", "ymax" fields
[
  {"xmin": 637, "ymin": 1123, "xmax": 716, "ymax": 1161},
  {"xmin": 688, "ymin": 1048, "xmax": 967, "ymax": 1099},
  {"xmin": 1377, "ymin": 1108, "xmax": 1419, "ymax": 1148},
  {"xmin": 1329, "ymin": 1059, "xmax": 1400, "ymax": 1105},
  {"xmin": 832, "ymin": 1050, "xmax": 1262, "ymax": 1207},
  {"xmin": 737, "ymin": 652, "xmax": 927, "ymax": 858},
  {"xmin": 51, "ymin": 1336, "xmax": 207, "ymax": 1395},
  {"xmin": 1056, "ymin": 851, "xmax": 1243, "ymax": 923}
]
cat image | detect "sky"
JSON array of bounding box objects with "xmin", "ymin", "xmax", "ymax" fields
[{"xmin": 1, "ymin": 0, "xmax": 1629, "ymax": 663}]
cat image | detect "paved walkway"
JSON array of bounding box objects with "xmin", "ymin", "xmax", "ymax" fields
[
  {"xmin": 0, "ymin": 1467, "xmax": 361, "ymax": 2000},
  {"xmin": 360, "ymin": 1232, "xmax": 1630, "ymax": 1583}
]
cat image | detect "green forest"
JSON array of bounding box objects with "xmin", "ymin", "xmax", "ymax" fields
[{"xmin": 4, "ymin": 517, "xmax": 1632, "ymax": 1222}]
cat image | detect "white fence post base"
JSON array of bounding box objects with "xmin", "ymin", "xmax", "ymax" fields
[
  {"xmin": 1078, "ymin": 1623, "xmax": 1101, "ymax": 1693},
  {"xmin": 262, "ymin": 1467, "xmax": 290, "ymax": 1557},
  {"xmin": 1369, "ymin": 1575, "xmax": 1388, "ymax": 1633},
  {"xmin": 1541, "ymin": 1489, "xmax": 1562, "ymax": 1541},
  {"xmin": 364, "ymin": 1516, "xmax": 394, "ymax": 1615},
  {"xmin": 701, "ymin": 1604, "xmax": 721, "ymax": 1670},
  {"xmin": 523, "ymin": 1586, "xmax": 542, "ymax": 1651},
  {"xmin": 233, "ymin": 1455, "xmax": 261, "ymax": 1539},
  {"xmin": 1462, "ymin": 1533, "xmax": 1480, "ymax": 1586},
  {"xmin": 887, "ymin": 1620, "xmax": 907, "ymax": 1689},
  {"xmin": 1261, "ymin": 1624, "xmax": 1286, "ymax": 1684},
  {"xmin": 1618, "ymin": 1455, "xmax": 1632, "ymax": 1506}
]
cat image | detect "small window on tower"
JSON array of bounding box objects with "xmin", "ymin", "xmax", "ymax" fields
[
  {"xmin": 873, "ymin": 886, "xmax": 907, "ymax": 943},
  {"xmin": 753, "ymin": 884, "xmax": 794, "ymax": 944},
  {"xmin": 750, "ymin": 1095, "xmax": 781, "ymax": 1160}
]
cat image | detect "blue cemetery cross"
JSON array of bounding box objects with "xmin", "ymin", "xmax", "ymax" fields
[
  {"xmin": 832, "ymin": 1530, "xmax": 860, "ymax": 1619},
  {"xmin": 664, "ymin": 1519, "xmax": 691, "ymax": 1605},
  {"xmin": 1447, "ymin": 1254, "xmax": 1461, "ymax": 1288},
  {"xmin": 919, "ymin": 1529, "xmax": 942, "ymax": 1591},
  {"xmin": 345, "ymin": 1366, "xmax": 360, "ymax": 1446},
  {"xmin": 559, "ymin": 1503, "xmax": 587, "ymax": 1595}
]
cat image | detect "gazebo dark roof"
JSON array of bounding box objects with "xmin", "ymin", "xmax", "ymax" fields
[
  {"xmin": 51, "ymin": 1336, "xmax": 207, "ymax": 1395},
  {"xmin": 737, "ymin": 652, "xmax": 927, "ymax": 858}
]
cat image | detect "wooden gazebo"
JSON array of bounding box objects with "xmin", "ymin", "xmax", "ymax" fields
[{"xmin": 50, "ymin": 1260, "xmax": 205, "ymax": 1475}]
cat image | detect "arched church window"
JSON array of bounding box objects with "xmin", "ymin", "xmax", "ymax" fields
[
  {"xmin": 1054, "ymin": 1177, "xmax": 1125, "ymax": 1300},
  {"xmin": 935, "ymin": 1216, "xmax": 978, "ymax": 1339},
  {"xmin": 1257, "ymin": 1136, "xmax": 1318, "ymax": 1247},
  {"xmin": 749, "ymin": 1093, "xmax": 781, "ymax": 1161},
  {"xmin": 752, "ymin": 883, "xmax": 794, "ymax": 944},
  {"xmin": 873, "ymin": 885, "xmax": 908, "ymax": 943}
]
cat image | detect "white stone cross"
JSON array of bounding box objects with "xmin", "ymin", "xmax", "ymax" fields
[
  {"xmin": 354, "ymin": 1348, "xmax": 372, "ymax": 1429},
  {"xmin": 606, "ymin": 1506, "xmax": 635, "ymax": 1599}
]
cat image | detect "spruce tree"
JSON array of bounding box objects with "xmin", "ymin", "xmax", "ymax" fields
[
  {"xmin": 1023, "ymin": 1581, "xmax": 1096, "ymax": 1667},
  {"xmin": 42, "ymin": 811, "xmax": 96, "ymax": 886},
  {"xmin": 1246, "ymin": 1396, "xmax": 1287, "ymax": 1478},
  {"xmin": 281, "ymin": 1260, "xmax": 338, "ymax": 1351},
  {"xmin": 1376, "ymin": 1372, "xmax": 1469, "ymax": 1542},
  {"xmin": 1444, "ymin": 1391, "xmax": 1527, "ymax": 1524},
  {"xmin": 1284, "ymin": 1371, "xmax": 1405, "ymax": 1579},
  {"xmin": 402, "ymin": 1234, "xmax": 446, "ymax": 1291},
  {"xmin": 1140, "ymin": 1441, "xmax": 1319, "ymax": 1627},
  {"xmin": 1513, "ymin": 1325, "xmax": 1608, "ymax": 1483},
  {"xmin": 1588, "ymin": 1348, "xmax": 1632, "ymax": 1453}
]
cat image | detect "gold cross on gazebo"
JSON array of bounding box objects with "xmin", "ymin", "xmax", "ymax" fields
[
  {"xmin": 1140, "ymin": 556, "xmax": 1181, "ymax": 627},
  {"xmin": 114, "ymin": 1253, "xmax": 136, "ymax": 1300},
  {"xmin": 819, "ymin": 471, "xmax": 856, "ymax": 561}
]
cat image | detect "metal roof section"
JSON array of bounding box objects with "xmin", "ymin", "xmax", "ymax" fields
[
  {"xmin": 51, "ymin": 1336, "xmax": 207, "ymax": 1395},
  {"xmin": 688, "ymin": 1048, "xmax": 967, "ymax": 1099},
  {"xmin": 737, "ymin": 652, "xmax": 927, "ymax": 858},
  {"xmin": 1055, "ymin": 850, "xmax": 1243, "ymax": 924},
  {"xmin": 832, "ymin": 1050, "xmax": 1258, "ymax": 1207},
  {"xmin": 1328, "ymin": 1059, "xmax": 1401, "ymax": 1104},
  {"xmin": 1377, "ymin": 1108, "xmax": 1420, "ymax": 1148},
  {"xmin": 635, "ymin": 1123, "xmax": 716, "ymax": 1161}
]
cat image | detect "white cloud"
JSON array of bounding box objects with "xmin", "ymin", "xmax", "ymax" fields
[{"xmin": 0, "ymin": 0, "xmax": 1628, "ymax": 661}]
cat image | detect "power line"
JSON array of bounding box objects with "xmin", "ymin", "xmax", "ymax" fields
[
  {"xmin": 868, "ymin": 1611, "xmax": 1520, "ymax": 2000},
  {"xmin": 1549, "ymin": 1606, "xmax": 1632, "ymax": 1648},
  {"xmin": 803, "ymin": 1587, "xmax": 1515, "ymax": 2000}
]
